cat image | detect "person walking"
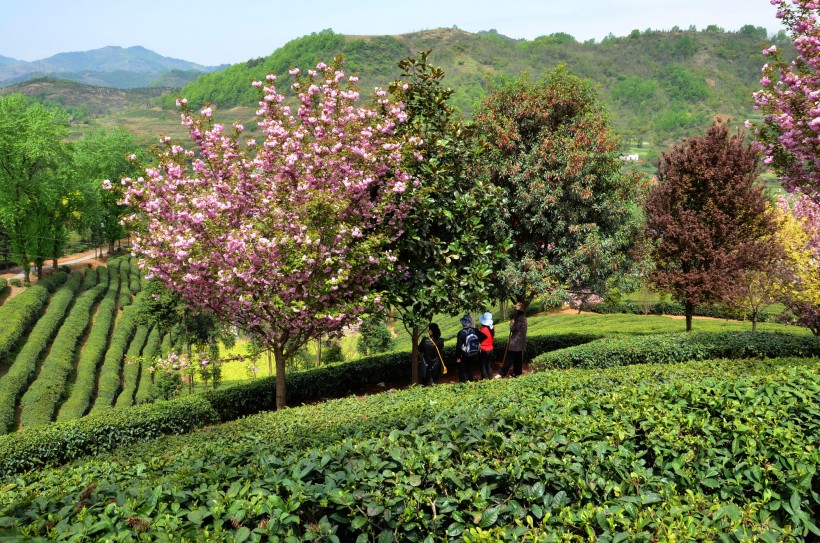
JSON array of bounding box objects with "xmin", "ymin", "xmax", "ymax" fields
[
  {"xmin": 418, "ymin": 323, "xmax": 445, "ymax": 386},
  {"xmin": 478, "ymin": 312, "xmax": 495, "ymax": 380},
  {"xmin": 498, "ymin": 301, "xmax": 527, "ymax": 378},
  {"xmin": 455, "ymin": 315, "xmax": 486, "ymax": 383}
]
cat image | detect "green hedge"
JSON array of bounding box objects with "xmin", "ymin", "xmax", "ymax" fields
[
  {"xmin": 56, "ymin": 266, "xmax": 117, "ymax": 423},
  {"xmin": 134, "ymin": 328, "xmax": 162, "ymax": 405},
  {"xmin": 18, "ymin": 278, "xmax": 109, "ymax": 429},
  {"xmin": 114, "ymin": 325, "xmax": 150, "ymax": 408},
  {"xmin": 585, "ymin": 299, "xmax": 784, "ymax": 323},
  {"xmin": 0, "ymin": 273, "xmax": 82, "ymax": 434},
  {"xmin": 1, "ymin": 359, "xmax": 818, "ymax": 541},
  {"xmin": 0, "ymin": 395, "xmax": 218, "ymax": 478},
  {"xmin": 532, "ymin": 331, "xmax": 820, "ymax": 371},
  {"xmin": 88, "ymin": 292, "xmax": 145, "ymax": 414},
  {"xmin": 0, "ymin": 272, "xmax": 67, "ymax": 371}
]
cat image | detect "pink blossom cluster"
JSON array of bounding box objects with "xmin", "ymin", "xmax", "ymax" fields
[
  {"xmin": 779, "ymin": 189, "xmax": 820, "ymax": 253},
  {"xmin": 121, "ymin": 61, "xmax": 414, "ymax": 356},
  {"xmin": 753, "ymin": 0, "xmax": 820, "ymax": 202}
]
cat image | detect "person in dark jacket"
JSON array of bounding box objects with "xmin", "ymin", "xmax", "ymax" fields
[
  {"xmin": 498, "ymin": 301, "xmax": 527, "ymax": 377},
  {"xmin": 478, "ymin": 312, "xmax": 495, "ymax": 379},
  {"xmin": 455, "ymin": 315, "xmax": 487, "ymax": 383},
  {"xmin": 418, "ymin": 322, "xmax": 445, "ymax": 385}
]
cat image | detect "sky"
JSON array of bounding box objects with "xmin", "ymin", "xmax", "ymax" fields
[{"xmin": 0, "ymin": 0, "xmax": 785, "ymax": 67}]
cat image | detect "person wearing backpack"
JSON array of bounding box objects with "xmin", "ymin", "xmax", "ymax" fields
[
  {"xmin": 418, "ymin": 323, "xmax": 445, "ymax": 386},
  {"xmin": 478, "ymin": 312, "xmax": 495, "ymax": 380},
  {"xmin": 455, "ymin": 315, "xmax": 486, "ymax": 383}
]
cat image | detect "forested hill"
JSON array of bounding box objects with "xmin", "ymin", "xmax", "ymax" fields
[{"xmin": 166, "ymin": 26, "xmax": 790, "ymax": 146}]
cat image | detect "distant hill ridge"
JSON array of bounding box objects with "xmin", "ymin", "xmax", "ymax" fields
[
  {"xmin": 0, "ymin": 26, "xmax": 792, "ymax": 147},
  {"xmin": 0, "ymin": 45, "xmax": 225, "ymax": 89},
  {"xmin": 166, "ymin": 26, "xmax": 789, "ymax": 145}
]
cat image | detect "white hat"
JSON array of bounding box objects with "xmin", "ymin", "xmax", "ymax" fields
[{"xmin": 480, "ymin": 312, "xmax": 494, "ymax": 327}]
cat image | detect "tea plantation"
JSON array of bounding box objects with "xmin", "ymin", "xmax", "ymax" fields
[
  {"xmin": 0, "ymin": 268, "xmax": 818, "ymax": 541},
  {"xmin": 0, "ymin": 256, "xmax": 166, "ymax": 435},
  {"xmin": 0, "ymin": 309, "xmax": 817, "ymax": 540}
]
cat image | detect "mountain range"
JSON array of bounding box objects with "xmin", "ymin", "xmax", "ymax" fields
[{"xmin": 0, "ymin": 46, "xmax": 225, "ymax": 89}]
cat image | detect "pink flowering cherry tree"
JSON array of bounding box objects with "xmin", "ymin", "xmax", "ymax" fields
[
  {"xmin": 120, "ymin": 60, "xmax": 413, "ymax": 408},
  {"xmin": 753, "ymin": 0, "xmax": 820, "ymax": 203}
]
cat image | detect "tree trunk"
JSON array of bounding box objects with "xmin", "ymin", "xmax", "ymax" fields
[
  {"xmin": 685, "ymin": 300, "xmax": 694, "ymax": 332},
  {"xmin": 52, "ymin": 258, "xmax": 58, "ymax": 270},
  {"xmin": 752, "ymin": 310, "xmax": 758, "ymax": 332},
  {"xmin": 36, "ymin": 263, "xmax": 43, "ymax": 281},
  {"xmin": 267, "ymin": 349, "xmax": 273, "ymax": 377},
  {"xmin": 273, "ymin": 342, "xmax": 287, "ymax": 409},
  {"xmin": 411, "ymin": 325, "xmax": 420, "ymax": 385}
]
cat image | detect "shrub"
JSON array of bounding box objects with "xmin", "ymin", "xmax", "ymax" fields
[
  {"xmin": 531, "ymin": 331, "xmax": 820, "ymax": 371},
  {"xmin": 114, "ymin": 325, "xmax": 150, "ymax": 408},
  {"xmin": 89, "ymin": 292, "xmax": 145, "ymax": 413},
  {"xmin": 0, "ymin": 395, "xmax": 218, "ymax": 477}
]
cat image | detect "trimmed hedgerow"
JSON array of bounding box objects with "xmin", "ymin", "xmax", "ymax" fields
[
  {"xmin": 114, "ymin": 325, "xmax": 150, "ymax": 408},
  {"xmin": 531, "ymin": 330, "xmax": 820, "ymax": 371},
  {"xmin": 81, "ymin": 267, "xmax": 98, "ymax": 290},
  {"xmin": 0, "ymin": 394, "xmax": 217, "ymax": 478},
  {"xmin": 56, "ymin": 266, "xmax": 117, "ymax": 423},
  {"xmin": 0, "ymin": 358, "xmax": 818, "ymax": 541},
  {"xmin": 0, "ymin": 272, "xmax": 67, "ymax": 371},
  {"xmin": 0, "ymin": 273, "xmax": 82, "ymax": 434},
  {"xmin": 0, "ymin": 278, "xmax": 7, "ymax": 300},
  {"xmin": 134, "ymin": 327, "xmax": 161, "ymax": 405},
  {"xmin": 18, "ymin": 278, "xmax": 109, "ymax": 430},
  {"xmin": 88, "ymin": 292, "xmax": 145, "ymax": 414}
]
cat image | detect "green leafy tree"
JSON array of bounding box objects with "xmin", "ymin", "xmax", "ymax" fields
[
  {"xmin": 73, "ymin": 128, "xmax": 142, "ymax": 254},
  {"xmin": 356, "ymin": 314, "xmax": 394, "ymax": 357},
  {"xmin": 644, "ymin": 122, "xmax": 780, "ymax": 331},
  {"xmin": 380, "ymin": 51, "xmax": 510, "ymax": 384},
  {"xmin": 0, "ymin": 94, "xmax": 70, "ymax": 283},
  {"xmin": 473, "ymin": 65, "xmax": 647, "ymax": 308}
]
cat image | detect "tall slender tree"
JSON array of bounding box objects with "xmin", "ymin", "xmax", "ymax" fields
[
  {"xmin": 644, "ymin": 122, "xmax": 780, "ymax": 331},
  {"xmin": 379, "ymin": 51, "xmax": 509, "ymax": 384}
]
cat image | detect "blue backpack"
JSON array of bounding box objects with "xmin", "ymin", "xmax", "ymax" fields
[{"xmin": 462, "ymin": 328, "xmax": 481, "ymax": 356}]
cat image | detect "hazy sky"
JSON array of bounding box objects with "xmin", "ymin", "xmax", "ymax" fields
[{"xmin": 1, "ymin": 0, "xmax": 784, "ymax": 66}]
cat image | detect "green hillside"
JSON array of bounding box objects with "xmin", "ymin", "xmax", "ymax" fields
[{"xmin": 165, "ymin": 26, "xmax": 788, "ymax": 147}]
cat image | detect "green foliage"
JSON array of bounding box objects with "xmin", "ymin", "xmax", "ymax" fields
[
  {"xmin": 532, "ymin": 331, "xmax": 820, "ymax": 371},
  {"xmin": 1, "ymin": 358, "xmax": 818, "ymax": 540},
  {"xmin": 89, "ymin": 290, "xmax": 146, "ymax": 414},
  {"xmin": 356, "ymin": 315, "xmax": 394, "ymax": 356},
  {"xmin": 114, "ymin": 325, "xmax": 150, "ymax": 408},
  {"xmin": 0, "ymin": 395, "xmax": 218, "ymax": 479},
  {"xmin": 0, "ymin": 272, "xmax": 80, "ymax": 434},
  {"xmin": 0, "ymin": 283, "xmax": 50, "ymax": 371},
  {"xmin": 474, "ymin": 65, "xmax": 647, "ymax": 305}
]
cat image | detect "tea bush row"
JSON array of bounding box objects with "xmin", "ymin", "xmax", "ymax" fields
[
  {"xmin": 134, "ymin": 327, "xmax": 162, "ymax": 405},
  {"xmin": 583, "ymin": 299, "xmax": 783, "ymax": 322},
  {"xmin": 114, "ymin": 325, "xmax": 151, "ymax": 408},
  {"xmin": 89, "ymin": 292, "xmax": 145, "ymax": 414},
  {"xmin": 18, "ymin": 275, "xmax": 108, "ymax": 429},
  {"xmin": 531, "ymin": 331, "xmax": 820, "ymax": 371},
  {"xmin": 0, "ymin": 271, "xmax": 67, "ymax": 370},
  {"xmin": 56, "ymin": 266, "xmax": 117, "ymax": 422},
  {"xmin": 1, "ymin": 358, "xmax": 817, "ymax": 541},
  {"xmin": 0, "ymin": 272, "xmax": 82, "ymax": 434}
]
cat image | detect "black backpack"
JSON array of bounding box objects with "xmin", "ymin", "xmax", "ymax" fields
[{"xmin": 462, "ymin": 328, "xmax": 481, "ymax": 356}]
